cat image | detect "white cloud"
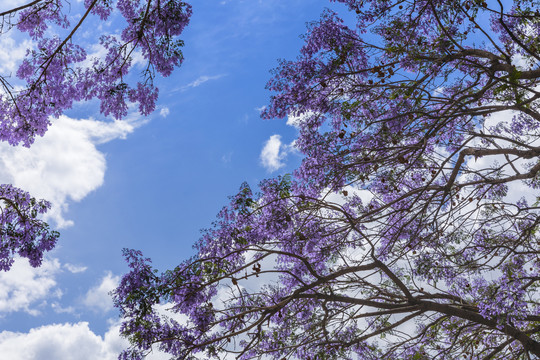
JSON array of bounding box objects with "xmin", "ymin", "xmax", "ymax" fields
[
  {"xmin": 0, "ymin": 321, "xmax": 127, "ymax": 360},
  {"xmin": 153, "ymin": 303, "xmax": 189, "ymax": 324},
  {"xmin": 323, "ymin": 185, "xmax": 374, "ymax": 206},
  {"xmin": 51, "ymin": 302, "xmax": 76, "ymax": 315},
  {"xmin": 82, "ymin": 272, "xmax": 119, "ymax": 313},
  {"xmin": 286, "ymin": 111, "xmax": 314, "ymax": 128},
  {"xmin": 63, "ymin": 263, "xmax": 87, "ymax": 274},
  {"xmin": 0, "ymin": 35, "xmax": 32, "ymax": 75},
  {"xmin": 159, "ymin": 106, "xmax": 170, "ymax": 117},
  {"xmin": 0, "ymin": 115, "xmax": 140, "ymax": 228},
  {"xmin": 0, "ymin": 258, "xmax": 61, "ymax": 315},
  {"xmin": 180, "ymin": 74, "xmax": 225, "ymax": 91},
  {"xmin": 131, "ymin": 49, "xmax": 146, "ymax": 68},
  {"xmin": 0, "ymin": 303, "xmax": 193, "ymax": 360},
  {"xmin": 260, "ymin": 134, "xmax": 293, "ymax": 172},
  {"xmin": 0, "ymin": 315, "xmax": 191, "ymax": 360},
  {"xmin": 286, "ymin": 115, "xmax": 302, "ymax": 128}
]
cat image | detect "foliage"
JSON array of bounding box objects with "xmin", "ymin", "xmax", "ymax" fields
[
  {"xmin": 114, "ymin": 0, "xmax": 540, "ymax": 359},
  {"xmin": 0, "ymin": 0, "xmax": 191, "ymax": 270}
]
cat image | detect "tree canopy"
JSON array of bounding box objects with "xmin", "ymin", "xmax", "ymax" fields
[
  {"xmin": 1, "ymin": 0, "xmax": 540, "ymax": 359},
  {"xmin": 112, "ymin": 0, "xmax": 540, "ymax": 359}
]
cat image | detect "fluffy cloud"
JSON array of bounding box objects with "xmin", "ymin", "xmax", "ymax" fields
[
  {"xmin": 159, "ymin": 106, "xmax": 170, "ymax": 117},
  {"xmin": 0, "ymin": 318, "xmax": 186, "ymax": 360},
  {"xmin": 0, "ymin": 321, "xmax": 127, "ymax": 360},
  {"xmin": 83, "ymin": 272, "xmax": 120, "ymax": 313},
  {"xmin": 0, "ymin": 115, "xmax": 139, "ymax": 228},
  {"xmin": 260, "ymin": 134, "xmax": 294, "ymax": 172},
  {"xmin": 0, "ymin": 258, "xmax": 62, "ymax": 315},
  {"xmin": 0, "ymin": 303, "xmax": 193, "ymax": 360}
]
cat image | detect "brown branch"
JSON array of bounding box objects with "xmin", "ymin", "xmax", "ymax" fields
[
  {"xmin": 295, "ymin": 292, "xmax": 408, "ymax": 310},
  {"xmin": 416, "ymin": 299, "xmax": 540, "ymax": 357},
  {"xmin": 0, "ymin": 0, "xmax": 44, "ymax": 17},
  {"xmin": 445, "ymin": 147, "xmax": 540, "ymax": 191}
]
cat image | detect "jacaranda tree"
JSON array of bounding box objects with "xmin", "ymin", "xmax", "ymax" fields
[
  {"xmin": 114, "ymin": 0, "xmax": 540, "ymax": 359},
  {"xmin": 0, "ymin": 0, "xmax": 191, "ymax": 270}
]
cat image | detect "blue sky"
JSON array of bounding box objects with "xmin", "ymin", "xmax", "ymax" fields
[{"xmin": 0, "ymin": 0, "xmax": 349, "ymax": 358}]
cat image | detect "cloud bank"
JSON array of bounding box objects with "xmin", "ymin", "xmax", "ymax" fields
[{"xmin": 0, "ymin": 321, "xmax": 127, "ymax": 360}]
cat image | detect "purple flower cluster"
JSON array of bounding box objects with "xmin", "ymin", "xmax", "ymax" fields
[{"xmin": 0, "ymin": 184, "xmax": 58, "ymax": 270}]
